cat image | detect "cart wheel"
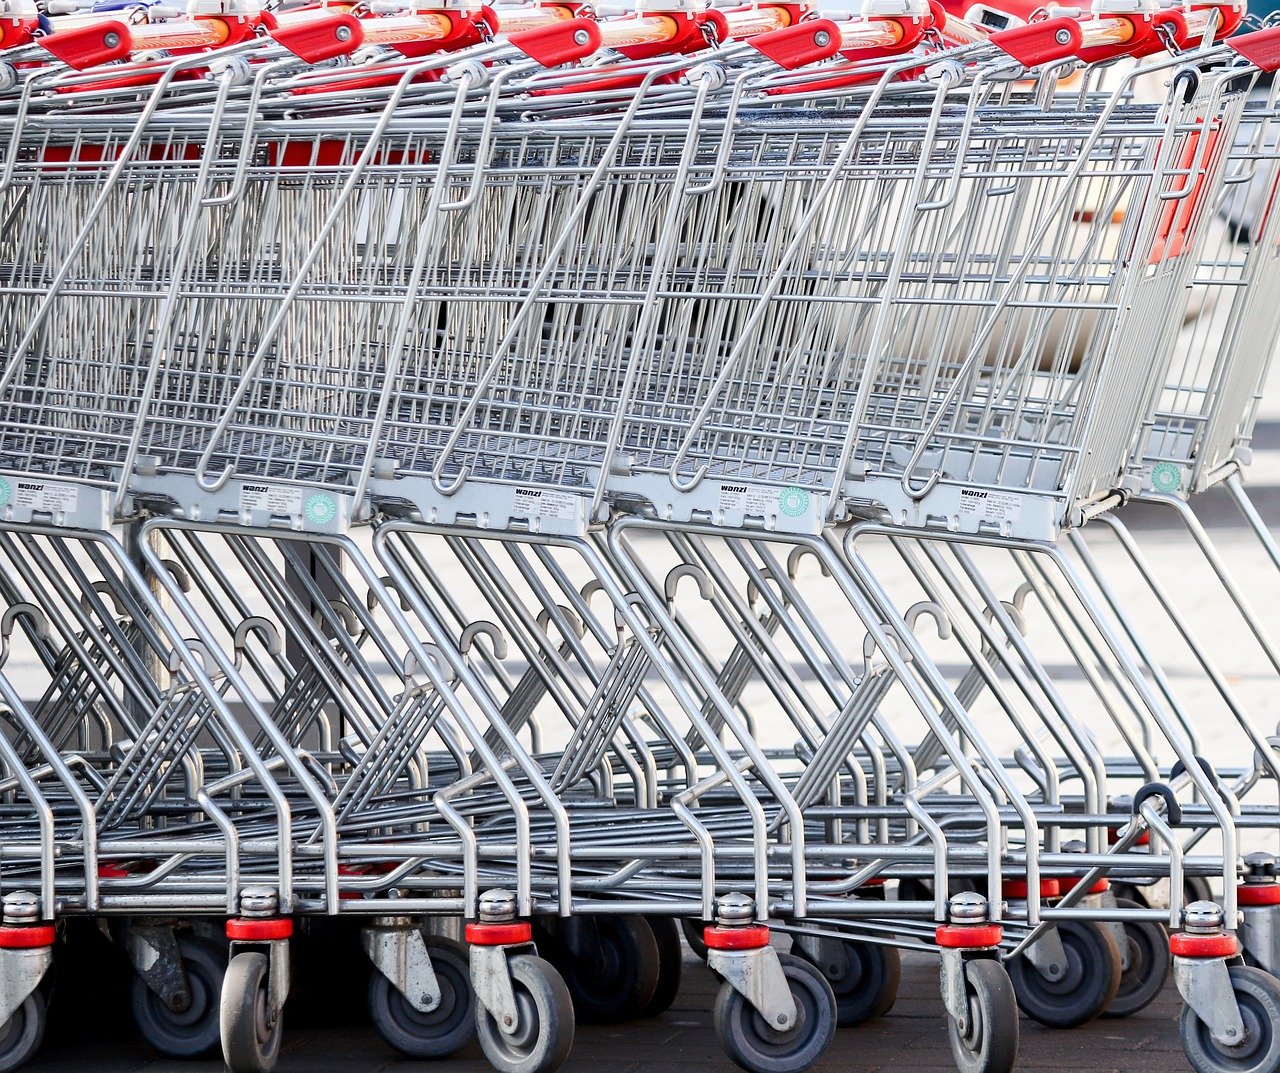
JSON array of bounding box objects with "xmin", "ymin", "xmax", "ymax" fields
[
  {"xmin": 220, "ymin": 951, "xmax": 281, "ymax": 1073},
  {"xmin": 1102, "ymin": 898, "xmax": 1170, "ymax": 1019},
  {"xmin": 1008, "ymin": 920, "xmax": 1121, "ymax": 1028},
  {"xmin": 639, "ymin": 916, "xmax": 683, "ymax": 1018},
  {"xmin": 0, "ymin": 991, "xmax": 46, "ymax": 1073},
  {"xmin": 947, "ymin": 958, "xmax": 1018, "ymax": 1073},
  {"xmin": 1181, "ymin": 965, "xmax": 1280, "ymax": 1073},
  {"xmin": 681, "ymin": 919, "xmax": 711, "ymax": 962},
  {"xmin": 552, "ymin": 916, "xmax": 660, "ymax": 1023},
  {"xmin": 368, "ymin": 935, "xmax": 475, "ymax": 1058},
  {"xmin": 1110, "ymin": 882, "xmax": 1150, "ymax": 909},
  {"xmin": 131, "ymin": 936, "xmax": 225, "ymax": 1057},
  {"xmin": 713, "ymin": 952, "xmax": 836, "ymax": 1073},
  {"xmin": 475, "ymin": 954, "xmax": 574, "ymax": 1073},
  {"xmin": 790, "ymin": 937, "xmax": 899, "ymax": 1026}
]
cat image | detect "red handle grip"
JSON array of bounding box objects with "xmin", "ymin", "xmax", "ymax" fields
[
  {"xmin": 509, "ymin": 16, "xmax": 602, "ymax": 65},
  {"xmin": 1227, "ymin": 24, "xmax": 1280, "ymax": 71},
  {"xmin": 989, "ymin": 14, "xmax": 1081, "ymax": 65},
  {"xmin": 269, "ymin": 12, "xmax": 363, "ymax": 61},
  {"xmin": 750, "ymin": 18, "xmax": 841, "ymax": 68},
  {"xmin": 40, "ymin": 19, "xmax": 132, "ymax": 69}
]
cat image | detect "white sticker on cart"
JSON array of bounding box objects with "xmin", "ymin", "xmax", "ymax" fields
[
  {"xmin": 717, "ymin": 483, "xmax": 780, "ymax": 517},
  {"xmin": 240, "ymin": 483, "xmax": 303, "ymax": 518},
  {"xmin": 957, "ymin": 488, "xmax": 1022, "ymax": 525},
  {"xmin": 13, "ymin": 479, "xmax": 78, "ymax": 514},
  {"xmin": 513, "ymin": 488, "xmax": 580, "ymax": 521}
]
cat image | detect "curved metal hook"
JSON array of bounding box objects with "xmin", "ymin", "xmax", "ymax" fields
[
  {"xmin": 614, "ymin": 593, "xmax": 650, "ymax": 633},
  {"xmin": 148, "ymin": 558, "xmax": 192, "ymax": 593},
  {"xmin": 667, "ymin": 460, "xmax": 710, "ymax": 494},
  {"xmin": 460, "ymin": 620, "xmax": 509, "ymax": 661},
  {"xmin": 903, "ymin": 601, "xmax": 952, "ymax": 640},
  {"xmin": 167, "ymin": 639, "xmax": 218, "ymax": 677},
  {"xmin": 786, "ymin": 545, "xmax": 831, "ymax": 580},
  {"xmin": 404, "ymin": 644, "xmax": 456, "ymax": 685},
  {"xmin": 1, "ymin": 603, "xmax": 48, "ymax": 643},
  {"xmin": 82, "ymin": 581, "xmax": 129, "ymax": 618},
  {"xmin": 862, "ymin": 629, "xmax": 908, "ymax": 676},
  {"xmin": 1010, "ymin": 582, "xmax": 1034, "ymax": 613},
  {"xmin": 194, "ymin": 461, "xmax": 235, "ymax": 494},
  {"xmin": 982, "ymin": 599, "xmax": 1029, "ymax": 639},
  {"xmin": 663, "ymin": 563, "xmax": 713, "ymax": 605},
  {"xmin": 318, "ymin": 601, "xmax": 361, "ymax": 638},
  {"xmin": 579, "ymin": 579, "xmax": 607, "ymax": 609},
  {"xmin": 535, "ymin": 605, "xmax": 585, "ymax": 642},
  {"xmin": 233, "ymin": 617, "xmax": 284, "ymax": 658},
  {"xmin": 368, "ymin": 577, "xmax": 412, "ymax": 613},
  {"xmin": 430, "ymin": 467, "xmax": 469, "ymax": 497},
  {"xmin": 0, "ymin": 603, "xmax": 49, "ymax": 667}
]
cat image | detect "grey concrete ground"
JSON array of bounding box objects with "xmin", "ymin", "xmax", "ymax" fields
[{"xmin": 30, "ymin": 947, "xmax": 1189, "ymax": 1073}]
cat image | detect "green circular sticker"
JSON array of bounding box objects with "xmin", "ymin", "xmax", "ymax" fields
[
  {"xmin": 1150, "ymin": 462, "xmax": 1183, "ymax": 494},
  {"xmin": 0, "ymin": 478, "xmax": 11, "ymax": 508},
  {"xmin": 304, "ymin": 493, "xmax": 338, "ymax": 526},
  {"xmin": 779, "ymin": 487, "xmax": 810, "ymax": 518}
]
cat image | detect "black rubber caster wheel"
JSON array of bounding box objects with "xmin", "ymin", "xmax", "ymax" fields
[
  {"xmin": 790, "ymin": 937, "xmax": 899, "ymax": 1026},
  {"xmin": 368, "ymin": 935, "xmax": 475, "ymax": 1057},
  {"xmin": 1103, "ymin": 898, "xmax": 1170, "ymax": 1018},
  {"xmin": 1181, "ymin": 965, "xmax": 1280, "ymax": 1073},
  {"xmin": 681, "ymin": 919, "xmax": 711, "ymax": 962},
  {"xmin": 220, "ymin": 951, "xmax": 282, "ymax": 1073},
  {"xmin": 713, "ymin": 952, "xmax": 836, "ymax": 1073},
  {"xmin": 947, "ymin": 958, "xmax": 1018, "ymax": 1073},
  {"xmin": 543, "ymin": 916, "xmax": 660, "ymax": 1024},
  {"xmin": 0, "ymin": 991, "xmax": 46, "ymax": 1073},
  {"xmin": 640, "ymin": 916, "xmax": 683, "ymax": 1017},
  {"xmin": 1008, "ymin": 920, "xmax": 1121, "ymax": 1028},
  {"xmin": 131, "ymin": 936, "xmax": 225, "ymax": 1057},
  {"xmin": 475, "ymin": 954, "xmax": 575, "ymax": 1073}
]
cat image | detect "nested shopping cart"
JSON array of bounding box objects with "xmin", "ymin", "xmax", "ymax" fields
[{"xmin": 5, "ymin": 4, "xmax": 1280, "ymax": 1073}]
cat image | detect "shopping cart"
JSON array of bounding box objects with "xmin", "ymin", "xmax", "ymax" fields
[{"xmin": 2, "ymin": 4, "xmax": 1279, "ymax": 1073}]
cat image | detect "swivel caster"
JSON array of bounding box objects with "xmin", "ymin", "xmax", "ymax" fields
[
  {"xmin": 474, "ymin": 954, "xmax": 573, "ymax": 1073},
  {"xmin": 0, "ymin": 893, "xmax": 54, "ymax": 1073},
  {"xmin": 937, "ymin": 891, "xmax": 1017, "ymax": 1073},
  {"xmin": 705, "ymin": 894, "xmax": 835, "ymax": 1073},
  {"xmin": 1008, "ymin": 920, "xmax": 1121, "ymax": 1028},
  {"xmin": 221, "ymin": 951, "xmax": 281, "ymax": 1073},
  {"xmin": 131, "ymin": 935, "xmax": 225, "ymax": 1057},
  {"xmin": 219, "ymin": 887, "xmax": 291, "ymax": 1073},
  {"xmin": 469, "ymin": 890, "xmax": 574, "ymax": 1073},
  {"xmin": 1180, "ymin": 966, "xmax": 1280, "ymax": 1073},
  {"xmin": 713, "ymin": 953, "xmax": 835, "ymax": 1073},
  {"xmin": 366, "ymin": 930, "xmax": 475, "ymax": 1058},
  {"xmin": 1174, "ymin": 901, "xmax": 1280, "ymax": 1073},
  {"xmin": 790, "ymin": 935, "xmax": 899, "ymax": 1026},
  {"xmin": 946, "ymin": 959, "xmax": 1018, "ymax": 1073}
]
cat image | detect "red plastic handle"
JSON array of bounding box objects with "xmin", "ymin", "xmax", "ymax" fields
[
  {"xmin": 0, "ymin": 17, "xmax": 39, "ymax": 50},
  {"xmin": 509, "ymin": 16, "xmax": 602, "ymax": 65},
  {"xmin": 750, "ymin": 18, "xmax": 841, "ymax": 68},
  {"xmin": 269, "ymin": 12, "xmax": 363, "ymax": 61},
  {"xmin": 1228, "ymin": 24, "xmax": 1280, "ymax": 71},
  {"xmin": 40, "ymin": 20, "xmax": 132, "ymax": 69},
  {"xmin": 989, "ymin": 15, "xmax": 1082, "ymax": 65}
]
